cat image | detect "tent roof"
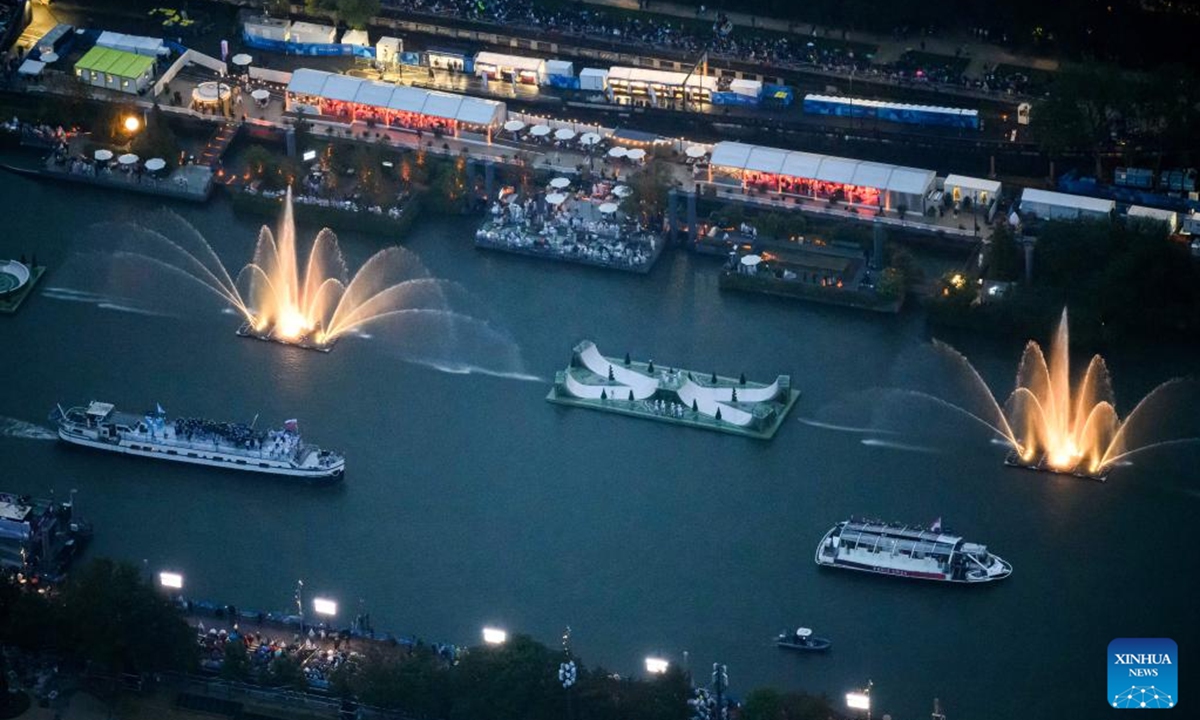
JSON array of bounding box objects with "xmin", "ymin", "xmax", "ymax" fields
[
  {"xmin": 18, "ymin": 58, "xmax": 45, "ymax": 76},
  {"xmin": 455, "ymin": 96, "xmax": 502, "ymax": 126},
  {"xmin": 475, "ymin": 51, "xmax": 545, "ymax": 72},
  {"xmin": 320, "ymin": 73, "xmax": 363, "ymax": 102},
  {"xmin": 286, "ymin": 69, "xmax": 504, "ymax": 126},
  {"xmin": 1021, "ymin": 188, "xmax": 1115, "ymax": 214},
  {"xmin": 353, "ymin": 81, "xmax": 395, "ymax": 109},
  {"xmin": 710, "ymin": 141, "xmax": 935, "ymax": 195},
  {"xmin": 287, "ymin": 68, "xmax": 329, "ymax": 96},
  {"xmin": 607, "ymin": 65, "xmax": 716, "ymax": 90},
  {"xmin": 944, "ymin": 174, "xmax": 1001, "ymax": 195}
]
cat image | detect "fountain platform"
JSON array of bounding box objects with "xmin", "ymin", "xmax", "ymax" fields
[
  {"xmin": 236, "ymin": 322, "xmax": 335, "ymax": 353},
  {"xmin": 546, "ymin": 341, "xmax": 800, "ymax": 440},
  {"xmin": 1003, "ymin": 451, "xmax": 1109, "ymax": 482}
]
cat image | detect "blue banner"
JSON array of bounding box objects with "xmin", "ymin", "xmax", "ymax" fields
[{"xmin": 241, "ymin": 33, "xmax": 375, "ymax": 58}]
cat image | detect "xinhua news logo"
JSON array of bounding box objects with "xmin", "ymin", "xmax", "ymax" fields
[{"xmin": 1109, "ymin": 638, "xmax": 1177, "ymax": 709}]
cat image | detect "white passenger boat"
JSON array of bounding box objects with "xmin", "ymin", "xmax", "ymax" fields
[
  {"xmin": 53, "ymin": 401, "xmax": 344, "ymax": 480},
  {"xmin": 815, "ymin": 518, "xmax": 1011, "ymax": 583}
]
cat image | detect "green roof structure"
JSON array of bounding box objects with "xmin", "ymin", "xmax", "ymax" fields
[{"xmin": 74, "ymin": 46, "xmax": 155, "ymax": 80}]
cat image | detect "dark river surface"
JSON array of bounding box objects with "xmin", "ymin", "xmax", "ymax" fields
[{"xmin": 2, "ymin": 172, "xmax": 1196, "ymax": 720}]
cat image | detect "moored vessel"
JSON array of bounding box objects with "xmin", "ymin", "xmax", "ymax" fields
[
  {"xmin": 775, "ymin": 627, "xmax": 831, "ymax": 652},
  {"xmin": 52, "ymin": 401, "xmax": 344, "ymax": 480},
  {"xmin": 815, "ymin": 518, "xmax": 1011, "ymax": 583}
]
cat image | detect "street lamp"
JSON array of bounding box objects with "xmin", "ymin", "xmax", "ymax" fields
[
  {"xmin": 123, "ymin": 115, "xmax": 141, "ymax": 134},
  {"xmin": 645, "ymin": 656, "xmax": 669, "ymax": 674},
  {"xmin": 158, "ymin": 571, "xmax": 184, "ymax": 590},
  {"xmin": 482, "ymin": 627, "xmax": 508, "ymax": 645},
  {"xmin": 313, "ymin": 597, "xmax": 338, "ymax": 617}
]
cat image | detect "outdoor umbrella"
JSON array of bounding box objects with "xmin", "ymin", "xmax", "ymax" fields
[
  {"xmin": 598, "ymin": 203, "xmax": 619, "ymax": 214},
  {"xmin": 579, "ymin": 132, "xmax": 602, "ymax": 146},
  {"xmin": 685, "ymin": 145, "xmax": 707, "ymax": 159},
  {"xmin": 144, "ymin": 158, "xmax": 167, "ymax": 172},
  {"xmin": 503, "ymin": 120, "xmax": 525, "ymax": 133},
  {"xmin": 530, "ymin": 125, "xmax": 551, "ymax": 137},
  {"xmin": 612, "ymin": 185, "xmax": 632, "ymax": 198},
  {"xmin": 626, "ymin": 148, "xmax": 646, "ymax": 161},
  {"xmin": 554, "ymin": 128, "xmax": 576, "ymax": 141},
  {"xmin": 607, "ymin": 147, "xmax": 627, "ymax": 158},
  {"xmin": 117, "ymin": 153, "xmax": 139, "ymax": 165},
  {"xmin": 545, "ymin": 193, "xmax": 567, "ymax": 206},
  {"xmin": 94, "ymin": 149, "xmax": 114, "ymax": 162},
  {"xmin": 251, "ymin": 89, "xmax": 270, "ymax": 102},
  {"xmin": 549, "ymin": 177, "xmax": 571, "ymax": 189},
  {"xmin": 231, "ymin": 53, "xmax": 253, "ymax": 67}
]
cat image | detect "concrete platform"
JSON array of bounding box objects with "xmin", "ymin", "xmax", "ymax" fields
[{"xmin": 0, "ymin": 265, "xmax": 45, "ymax": 314}]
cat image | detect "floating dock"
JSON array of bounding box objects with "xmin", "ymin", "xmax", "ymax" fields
[
  {"xmin": 547, "ymin": 340, "xmax": 800, "ymax": 439},
  {"xmin": 1003, "ymin": 450, "xmax": 1108, "ymax": 482}
]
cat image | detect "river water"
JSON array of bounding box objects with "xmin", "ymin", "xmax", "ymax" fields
[{"xmin": 1, "ymin": 172, "xmax": 1196, "ymax": 720}]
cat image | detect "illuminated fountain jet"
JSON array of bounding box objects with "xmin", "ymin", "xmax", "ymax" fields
[{"xmin": 934, "ymin": 309, "xmax": 1188, "ymax": 481}]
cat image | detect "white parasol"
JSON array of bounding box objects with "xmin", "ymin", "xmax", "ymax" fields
[
  {"xmin": 251, "ymin": 89, "xmax": 270, "ymax": 102},
  {"xmin": 40, "ymin": 52, "xmax": 59, "ymax": 64},
  {"xmin": 598, "ymin": 202, "xmax": 619, "ymax": 214},
  {"xmin": 545, "ymin": 192, "xmax": 568, "ymax": 206},
  {"xmin": 579, "ymin": 132, "xmax": 602, "ymax": 146},
  {"xmin": 612, "ymin": 185, "xmax": 632, "ymax": 198},
  {"xmin": 117, "ymin": 153, "xmax": 139, "ymax": 166},
  {"xmin": 144, "ymin": 158, "xmax": 167, "ymax": 172},
  {"xmin": 607, "ymin": 146, "xmax": 627, "ymax": 158},
  {"xmin": 529, "ymin": 124, "xmax": 551, "ymax": 137},
  {"xmin": 93, "ymin": 149, "xmax": 114, "ymax": 162},
  {"xmin": 503, "ymin": 119, "xmax": 525, "ymax": 132},
  {"xmin": 549, "ymin": 177, "xmax": 571, "ymax": 189},
  {"xmin": 626, "ymin": 148, "xmax": 646, "ymax": 161},
  {"xmin": 685, "ymin": 145, "xmax": 708, "ymax": 158},
  {"xmin": 554, "ymin": 128, "xmax": 576, "ymax": 141},
  {"xmin": 231, "ymin": 53, "xmax": 253, "ymax": 67}
]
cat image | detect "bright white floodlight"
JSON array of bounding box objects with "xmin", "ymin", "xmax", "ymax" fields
[
  {"xmin": 313, "ymin": 597, "xmax": 338, "ymax": 616},
  {"xmin": 159, "ymin": 572, "xmax": 184, "ymax": 590},
  {"xmin": 846, "ymin": 692, "xmax": 871, "ymax": 711},
  {"xmin": 645, "ymin": 657, "xmax": 669, "ymax": 674},
  {"xmin": 482, "ymin": 627, "xmax": 508, "ymax": 645}
]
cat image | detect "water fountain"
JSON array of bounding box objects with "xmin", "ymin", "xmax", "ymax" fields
[
  {"xmin": 54, "ymin": 189, "xmax": 529, "ymax": 376},
  {"xmin": 941, "ymin": 309, "xmax": 1189, "ymax": 481}
]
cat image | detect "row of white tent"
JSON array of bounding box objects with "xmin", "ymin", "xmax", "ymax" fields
[{"xmin": 286, "ymin": 68, "xmax": 505, "ymax": 128}]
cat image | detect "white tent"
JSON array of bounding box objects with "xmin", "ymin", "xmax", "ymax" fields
[
  {"xmin": 1020, "ymin": 188, "xmax": 1114, "ymax": 221},
  {"xmin": 17, "ymin": 59, "xmax": 45, "ymax": 77},
  {"xmin": 943, "ymin": 174, "xmax": 1002, "ymax": 204},
  {"xmin": 340, "ymin": 29, "xmax": 370, "ymax": 47}
]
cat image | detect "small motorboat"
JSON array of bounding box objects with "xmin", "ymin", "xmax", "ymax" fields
[{"xmin": 775, "ymin": 627, "xmax": 831, "ymax": 652}]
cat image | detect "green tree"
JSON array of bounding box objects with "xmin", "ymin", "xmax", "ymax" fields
[
  {"xmin": 741, "ymin": 688, "xmax": 783, "ymax": 720},
  {"xmin": 620, "ymin": 162, "xmax": 673, "ymax": 223},
  {"xmin": 448, "ymin": 635, "xmax": 564, "ymax": 720},
  {"xmin": 339, "ymin": 0, "xmax": 381, "ymax": 29},
  {"xmin": 59, "ymin": 559, "xmax": 195, "ymax": 674},
  {"xmin": 267, "ymin": 654, "xmax": 308, "ymax": 691},
  {"xmin": 1033, "ymin": 63, "xmax": 1130, "ymax": 177},
  {"xmin": 986, "ymin": 223, "xmax": 1022, "ymax": 282}
]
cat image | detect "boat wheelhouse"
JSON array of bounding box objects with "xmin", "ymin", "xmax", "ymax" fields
[{"xmin": 814, "ymin": 519, "xmax": 1011, "ymax": 583}]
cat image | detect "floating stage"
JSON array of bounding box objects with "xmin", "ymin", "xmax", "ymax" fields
[
  {"xmin": 546, "ymin": 340, "xmax": 800, "ymax": 440},
  {"xmin": 236, "ymin": 322, "xmax": 335, "ymax": 353},
  {"xmin": 1003, "ymin": 450, "xmax": 1109, "ymax": 482}
]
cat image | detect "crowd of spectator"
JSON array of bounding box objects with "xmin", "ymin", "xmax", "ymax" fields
[{"xmin": 380, "ymin": 0, "xmax": 1055, "ymax": 98}]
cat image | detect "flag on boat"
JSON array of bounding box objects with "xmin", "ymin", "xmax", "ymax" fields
[
  {"xmin": 930, "ymin": 517, "xmax": 943, "ymax": 533},
  {"xmin": 156, "ymin": 403, "xmax": 165, "ymax": 415},
  {"xmin": 284, "ymin": 419, "xmax": 299, "ymax": 433}
]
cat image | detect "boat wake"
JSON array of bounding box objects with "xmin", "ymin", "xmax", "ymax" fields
[
  {"xmin": 860, "ymin": 438, "xmax": 942, "ymax": 454},
  {"xmin": 0, "ymin": 417, "xmax": 57, "ymax": 441},
  {"xmin": 798, "ymin": 417, "xmax": 899, "ymax": 435},
  {"xmin": 418, "ymin": 360, "xmax": 545, "ymax": 383},
  {"xmin": 44, "ymin": 287, "xmax": 174, "ymax": 317}
]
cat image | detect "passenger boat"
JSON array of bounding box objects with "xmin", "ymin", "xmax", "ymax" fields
[
  {"xmin": 52, "ymin": 401, "xmax": 344, "ymax": 480},
  {"xmin": 814, "ymin": 518, "xmax": 1011, "ymax": 583},
  {"xmin": 775, "ymin": 627, "xmax": 831, "ymax": 652}
]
